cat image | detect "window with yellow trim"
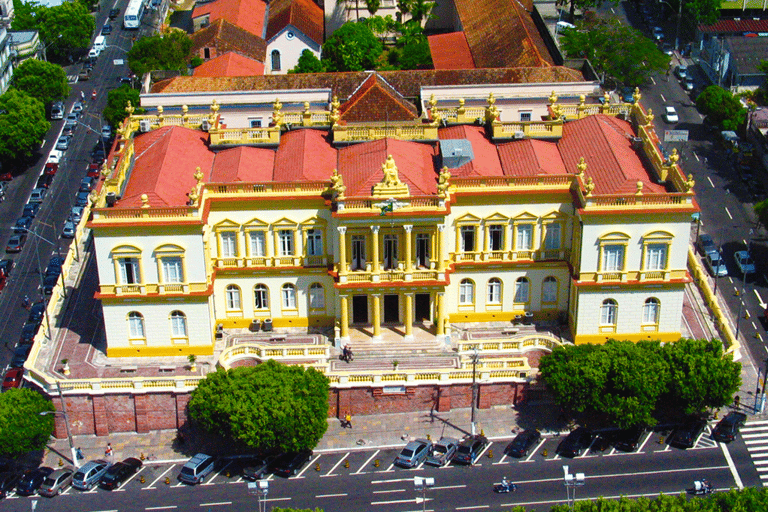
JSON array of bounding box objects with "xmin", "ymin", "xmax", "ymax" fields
[
  {"xmin": 309, "ymin": 283, "xmax": 325, "ymax": 309},
  {"xmin": 459, "ymin": 279, "xmax": 474, "ymax": 304},
  {"xmin": 641, "ymin": 232, "xmax": 673, "ymax": 271},
  {"xmin": 128, "ymin": 311, "xmax": 145, "ymax": 339},
  {"xmin": 282, "ymin": 283, "xmax": 297, "ymax": 309},
  {"xmin": 487, "ymin": 278, "xmax": 502, "ymax": 304},
  {"xmin": 225, "ymin": 284, "xmax": 242, "ymax": 311},
  {"xmin": 112, "ymin": 246, "xmax": 142, "ymax": 285},
  {"xmin": 642, "ymin": 297, "xmax": 660, "ymax": 324},
  {"xmin": 542, "ymin": 276, "xmax": 558, "ymax": 303},
  {"xmin": 598, "ymin": 233, "xmax": 630, "ymax": 272},
  {"xmin": 248, "ymin": 231, "xmax": 267, "ymax": 257},
  {"xmin": 254, "ymin": 284, "xmax": 269, "ymax": 310},
  {"xmin": 514, "ymin": 277, "xmax": 530, "ymax": 303},
  {"xmin": 601, "ymin": 299, "xmax": 618, "ymax": 325},
  {"xmin": 543, "ymin": 222, "xmax": 563, "ymax": 250},
  {"xmin": 219, "ymin": 231, "xmax": 238, "ymax": 258},
  {"xmin": 170, "ymin": 310, "xmax": 188, "ymax": 339}
]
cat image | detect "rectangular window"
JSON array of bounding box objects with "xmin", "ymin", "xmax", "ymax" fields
[
  {"xmin": 520, "ymin": 111, "xmax": 532, "ymax": 122},
  {"xmin": 489, "ymin": 225, "xmax": 504, "ymax": 251},
  {"xmin": 249, "ymin": 118, "xmax": 262, "ymax": 128},
  {"xmin": 516, "ymin": 224, "xmax": 533, "ymax": 250},
  {"xmin": 383, "ymin": 234, "xmax": 398, "ymax": 270},
  {"xmin": 306, "ymin": 229, "xmax": 323, "ymax": 256},
  {"xmin": 278, "ymin": 229, "xmax": 294, "ymax": 256},
  {"xmin": 162, "ymin": 257, "xmax": 183, "ymax": 283},
  {"xmin": 415, "ymin": 234, "xmax": 430, "ymax": 268},
  {"xmin": 282, "ymin": 286, "xmax": 296, "ymax": 308},
  {"xmin": 460, "ymin": 226, "xmax": 476, "ymax": 252},
  {"xmin": 646, "ymin": 244, "xmax": 668, "ymax": 270},
  {"xmin": 602, "ymin": 245, "xmax": 624, "ymax": 271},
  {"xmin": 220, "ymin": 232, "xmax": 237, "ymax": 258},
  {"xmin": 309, "ymin": 285, "xmax": 324, "ymax": 309},
  {"xmin": 128, "ymin": 316, "xmax": 144, "ymax": 338},
  {"xmin": 249, "ymin": 231, "xmax": 266, "ymax": 257},
  {"xmin": 351, "ymin": 235, "xmax": 365, "ymax": 270},
  {"xmin": 119, "ymin": 257, "xmax": 140, "ymax": 284},
  {"xmin": 544, "ymin": 224, "xmax": 561, "ymax": 250},
  {"xmin": 171, "ymin": 316, "xmax": 187, "ymax": 337}
]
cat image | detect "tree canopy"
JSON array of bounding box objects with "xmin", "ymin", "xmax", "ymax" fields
[
  {"xmin": 188, "ymin": 360, "xmax": 330, "ymax": 452},
  {"xmin": 127, "ymin": 30, "xmax": 192, "ymax": 77},
  {"xmin": 0, "ymin": 89, "xmax": 51, "ymax": 163},
  {"xmin": 695, "ymin": 85, "xmax": 746, "ymax": 132},
  {"xmin": 321, "ymin": 22, "xmax": 383, "ymax": 72},
  {"xmin": 539, "ymin": 339, "xmax": 740, "ymax": 428},
  {"xmin": 559, "ymin": 17, "xmax": 669, "ymax": 88},
  {"xmin": 0, "ymin": 389, "xmax": 55, "ymax": 457},
  {"xmin": 548, "ymin": 489, "xmax": 768, "ymax": 512},
  {"xmin": 290, "ymin": 49, "xmax": 325, "ymax": 74},
  {"xmin": 12, "ymin": 59, "xmax": 70, "ymax": 106},
  {"xmin": 103, "ymin": 85, "xmax": 144, "ymax": 130},
  {"xmin": 38, "ymin": 1, "xmax": 95, "ymax": 61}
]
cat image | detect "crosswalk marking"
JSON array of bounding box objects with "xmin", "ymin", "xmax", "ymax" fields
[
  {"xmin": 741, "ymin": 421, "xmax": 768, "ymax": 486},
  {"xmin": 67, "ymin": 75, "xmax": 79, "ymax": 83}
]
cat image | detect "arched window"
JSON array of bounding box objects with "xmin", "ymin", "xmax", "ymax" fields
[
  {"xmin": 128, "ymin": 312, "xmax": 145, "ymax": 338},
  {"xmin": 459, "ymin": 279, "xmax": 474, "ymax": 304},
  {"xmin": 309, "ymin": 283, "xmax": 325, "ymax": 309},
  {"xmin": 226, "ymin": 285, "xmax": 241, "ymax": 310},
  {"xmin": 601, "ymin": 299, "xmax": 618, "ymax": 325},
  {"xmin": 271, "ymin": 50, "xmax": 281, "ymax": 71},
  {"xmin": 643, "ymin": 298, "xmax": 660, "ymax": 324},
  {"xmin": 282, "ymin": 283, "xmax": 296, "ymax": 309},
  {"xmin": 170, "ymin": 311, "xmax": 188, "ymax": 337},
  {"xmin": 514, "ymin": 277, "xmax": 530, "ymax": 303},
  {"xmin": 254, "ymin": 284, "xmax": 269, "ymax": 310},
  {"xmin": 542, "ymin": 276, "xmax": 558, "ymax": 303},
  {"xmin": 487, "ymin": 278, "xmax": 501, "ymax": 304}
]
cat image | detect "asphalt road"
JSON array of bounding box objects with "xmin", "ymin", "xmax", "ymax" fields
[{"xmin": 0, "ymin": 426, "xmax": 760, "ymax": 511}]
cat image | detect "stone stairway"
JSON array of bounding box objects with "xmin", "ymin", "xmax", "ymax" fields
[
  {"xmin": 343, "ymin": 336, "xmax": 449, "ymax": 359},
  {"xmin": 329, "ymin": 353, "xmax": 460, "ymax": 372}
]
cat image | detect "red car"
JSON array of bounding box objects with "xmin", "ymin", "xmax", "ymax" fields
[
  {"xmin": 86, "ymin": 163, "xmax": 100, "ymax": 178},
  {"xmin": 2, "ymin": 368, "xmax": 23, "ymax": 391},
  {"xmin": 44, "ymin": 162, "xmax": 58, "ymax": 176},
  {"xmin": 0, "ymin": 170, "xmax": 12, "ymax": 181}
]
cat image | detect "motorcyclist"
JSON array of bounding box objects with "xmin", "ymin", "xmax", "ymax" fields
[{"xmin": 501, "ymin": 476, "xmax": 510, "ymax": 491}]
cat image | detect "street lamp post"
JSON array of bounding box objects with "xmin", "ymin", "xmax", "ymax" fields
[
  {"xmin": 247, "ymin": 480, "xmax": 269, "ymax": 512},
  {"xmin": 414, "ymin": 476, "xmax": 434, "ymax": 512},
  {"xmin": 40, "ymin": 409, "xmax": 79, "ymax": 468},
  {"xmin": 563, "ymin": 465, "xmax": 585, "ymax": 510},
  {"xmin": 735, "ymin": 230, "xmax": 755, "ymax": 339},
  {"xmin": 470, "ymin": 346, "xmax": 479, "ymax": 437}
]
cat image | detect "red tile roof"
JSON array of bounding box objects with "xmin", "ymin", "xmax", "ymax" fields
[
  {"xmin": 339, "ymin": 74, "xmax": 418, "ymax": 122},
  {"xmin": 122, "ymin": 127, "xmax": 214, "ymax": 208},
  {"xmin": 274, "ymin": 129, "xmax": 337, "ymax": 181},
  {"xmin": 428, "ymin": 32, "xmax": 475, "ymax": 70},
  {"xmin": 210, "ymin": 146, "xmax": 274, "ymax": 182},
  {"xmin": 698, "ymin": 19, "xmax": 768, "ymax": 33},
  {"xmin": 192, "ymin": 0, "xmax": 267, "ymax": 38},
  {"xmin": 193, "ymin": 51, "xmax": 265, "ymax": 77},
  {"xmin": 337, "ymin": 139, "xmax": 438, "ymax": 197},
  {"xmin": 266, "ymin": 0, "xmax": 324, "ymax": 45},
  {"xmin": 190, "ymin": 19, "xmax": 267, "ymax": 63},
  {"xmin": 498, "ymin": 139, "xmax": 566, "ymax": 176},
  {"xmin": 438, "ymin": 125, "xmax": 503, "ymax": 177}
]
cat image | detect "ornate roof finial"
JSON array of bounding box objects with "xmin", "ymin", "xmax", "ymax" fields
[
  {"xmin": 668, "ymin": 148, "xmax": 680, "ymax": 165},
  {"xmin": 140, "ymin": 194, "xmax": 150, "ymax": 208},
  {"xmin": 585, "ymin": 177, "xmax": 595, "ymax": 197},
  {"xmin": 636, "ymin": 181, "xmax": 644, "ymax": 196},
  {"xmin": 272, "ymin": 98, "xmax": 284, "ymax": 127},
  {"xmin": 373, "ymin": 155, "xmax": 409, "ymax": 197},
  {"xmin": 330, "ymin": 95, "xmax": 340, "ymax": 112},
  {"xmin": 427, "ymin": 93, "xmax": 437, "ymax": 111},
  {"xmin": 549, "ymin": 90, "xmax": 558, "ymax": 105},
  {"xmin": 125, "ymin": 100, "xmax": 135, "ymax": 117},
  {"xmin": 182, "ymin": 105, "xmax": 189, "ymax": 114},
  {"xmin": 194, "ymin": 166, "xmax": 204, "ymax": 184},
  {"xmin": 303, "ymin": 101, "xmax": 310, "ymax": 113},
  {"xmin": 603, "ymin": 91, "xmax": 610, "ymax": 105},
  {"xmin": 330, "ymin": 168, "xmax": 346, "ymax": 201},
  {"xmin": 633, "ymin": 87, "xmax": 641, "ymax": 105},
  {"xmin": 645, "ymin": 108, "xmax": 654, "ymax": 126},
  {"xmin": 685, "ymin": 174, "xmax": 695, "ymax": 192},
  {"xmin": 188, "ymin": 187, "xmax": 199, "ymax": 205},
  {"xmin": 438, "ymin": 167, "xmax": 451, "ymax": 199},
  {"xmin": 576, "ymin": 157, "xmax": 587, "ymax": 177}
]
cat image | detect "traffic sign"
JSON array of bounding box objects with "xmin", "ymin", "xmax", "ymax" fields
[{"xmin": 664, "ymin": 130, "xmax": 689, "ymax": 142}]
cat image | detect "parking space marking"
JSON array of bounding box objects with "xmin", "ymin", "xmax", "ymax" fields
[
  {"xmin": 146, "ymin": 507, "xmax": 177, "ymax": 511},
  {"xmin": 385, "ymin": 462, "xmax": 395, "ymax": 471},
  {"xmin": 322, "ymin": 453, "xmax": 348, "ymax": 477},
  {"xmin": 456, "ymin": 506, "xmax": 489, "ymax": 510},
  {"xmin": 636, "ymin": 432, "xmax": 653, "ymax": 454},
  {"xmin": 199, "ymin": 502, "xmax": 231, "ymax": 507},
  {"xmin": 371, "ymin": 497, "xmax": 419, "ymax": 505},
  {"xmin": 373, "ymin": 489, "xmax": 406, "ymax": 494},
  {"xmin": 372, "ymin": 477, "xmax": 413, "ymax": 484},
  {"xmin": 117, "ymin": 466, "xmax": 145, "ymax": 491},
  {"xmin": 660, "ymin": 94, "xmax": 666, "ymax": 102},
  {"xmin": 356, "ymin": 449, "xmax": 380, "ymax": 474},
  {"xmin": 475, "ymin": 441, "xmax": 492, "ymax": 463},
  {"xmin": 146, "ymin": 465, "xmax": 175, "ymax": 490},
  {"xmin": 294, "ymin": 453, "xmax": 322, "ymax": 479},
  {"xmin": 202, "ymin": 461, "xmax": 231, "ymax": 486},
  {"xmin": 434, "ymin": 484, "xmax": 466, "ymax": 490},
  {"xmin": 316, "ymin": 493, "xmax": 347, "ymax": 498},
  {"xmin": 492, "ymin": 452, "xmax": 509, "ymax": 465},
  {"xmin": 84, "ymin": 486, "xmax": 99, "ymax": 494}
]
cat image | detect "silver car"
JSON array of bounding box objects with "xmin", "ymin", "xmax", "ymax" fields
[
  {"xmin": 72, "ymin": 459, "xmax": 110, "ymax": 490},
  {"xmin": 425, "ymin": 437, "xmax": 458, "ymax": 467},
  {"xmin": 394, "ymin": 438, "xmax": 432, "ymax": 468},
  {"xmin": 705, "ymin": 251, "xmax": 728, "ymax": 277},
  {"xmin": 38, "ymin": 467, "xmax": 74, "ymax": 496}
]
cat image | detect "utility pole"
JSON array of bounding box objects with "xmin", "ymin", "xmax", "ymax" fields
[{"xmin": 471, "ymin": 346, "xmax": 479, "ymax": 437}]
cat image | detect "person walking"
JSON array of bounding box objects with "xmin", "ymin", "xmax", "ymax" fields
[
  {"xmin": 105, "ymin": 443, "xmax": 113, "ymax": 459},
  {"xmin": 21, "ymin": 295, "xmax": 30, "ymax": 310},
  {"xmin": 344, "ymin": 412, "xmax": 352, "ymax": 429},
  {"xmin": 80, "ymin": 90, "xmax": 85, "ymax": 102},
  {"xmin": 346, "ymin": 346, "xmax": 354, "ymax": 362}
]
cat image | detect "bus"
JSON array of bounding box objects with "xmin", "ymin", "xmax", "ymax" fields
[{"xmin": 123, "ymin": 0, "xmax": 146, "ymax": 29}]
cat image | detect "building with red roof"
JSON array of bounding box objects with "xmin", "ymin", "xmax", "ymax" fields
[{"xmin": 193, "ymin": 52, "xmax": 265, "ymax": 77}]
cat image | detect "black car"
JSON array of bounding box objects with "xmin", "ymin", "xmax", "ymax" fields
[
  {"xmin": 556, "ymin": 427, "xmax": 594, "ymax": 458},
  {"xmin": 100, "ymin": 457, "xmax": 142, "ymax": 490},
  {"xmin": 6, "ymin": 234, "xmax": 27, "ymax": 253},
  {"xmin": 668, "ymin": 417, "xmax": 707, "ymax": 449},
  {"xmin": 75, "ymin": 190, "xmax": 90, "ymax": 207},
  {"xmin": 0, "ymin": 471, "xmax": 23, "ymax": 499},
  {"xmin": 0, "ymin": 259, "xmax": 13, "ymax": 278},
  {"xmin": 28, "ymin": 301, "xmax": 46, "ymax": 324},
  {"xmin": 453, "ymin": 435, "xmax": 489, "ymax": 464},
  {"xmin": 270, "ymin": 450, "xmax": 312, "ymax": 477},
  {"xmin": 10, "ymin": 344, "xmax": 32, "ymax": 368},
  {"xmin": 108, "ymin": 7, "xmax": 120, "ymax": 19},
  {"xmin": 16, "ymin": 467, "xmax": 54, "ymax": 496},
  {"xmin": 36, "ymin": 174, "xmax": 53, "ymax": 189},
  {"xmin": 612, "ymin": 426, "xmax": 646, "ymax": 452},
  {"xmin": 46, "ymin": 256, "xmax": 64, "ymax": 277},
  {"xmin": 13, "ymin": 216, "xmax": 32, "ymax": 234},
  {"xmin": 101, "ymin": 23, "xmax": 112, "ymax": 35},
  {"xmin": 504, "ymin": 429, "xmax": 542, "ymax": 458},
  {"xmin": 224, "ymin": 456, "xmax": 274, "ymax": 481},
  {"xmin": 712, "ymin": 412, "xmax": 747, "ymax": 443},
  {"xmin": 19, "ymin": 320, "xmax": 41, "ymax": 345},
  {"xmin": 42, "ymin": 273, "xmax": 59, "ymax": 295},
  {"xmin": 22, "ymin": 203, "xmax": 40, "ymax": 218}
]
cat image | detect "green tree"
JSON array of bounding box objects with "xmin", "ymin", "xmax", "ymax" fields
[
  {"xmin": 127, "ymin": 30, "xmax": 192, "ymax": 77},
  {"xmin": 662, "ymin": 338, "xmax": 741, "ymax": 415},
  {"xmin": 289, "ymin": 49, "xmax": 325, "ymax": 74},
  {"xmin": 188, "ymin": 360, "xmax": 330, "ymax": 452},
  {"xmin": 12, "ymin": 59, "xmax": 70, "ymax": 106},
  {"xmin": 103, "ymin": 85, "xmax": 144, "ymax": 130},
  {"xmin": 365, "ymin": 0, "xmax": 380, "ymax": 15},
  {"xmin": 684, "ymin": 0, "xmax": 721, "ymax": 26},
  {"xmin": 755, "ymin": 198, "xmax": 768, "ymax": 231},
  {"xmin": 561, "ymin": 0, "xmax": 618, "ymax": 24},
  {"xmin": 560, "ymin": 17, "xmax": 669, "ymax": 87},
  {"xmin": 0, "ymin": 89, "xmax": 51, "ymax": 162},
  {"xmin": 696, "ymin": 85, "xmax": 747, "ymax": 131},
  {"xmin": 11, "ymin": 0, "xmax": 46, "ymax": 31},
  {"xmin": 396, "ymin": 0, "xmax": 435, "ymax": 24},
  {"xmin": 396, "ymin": 36, "xmax": 432, "ymax": 70},
  {"xmin": 321, "ymin": 21, "xmax": 383, "ymax": 72},
  {"xmin": 0, "ymin": 389, "xmax": 55, "ymax": 457},
  {"xmin": 38, "ymin": 1, "xmax": 95, "ymax": 60}
]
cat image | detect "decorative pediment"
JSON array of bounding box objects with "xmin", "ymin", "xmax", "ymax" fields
[
  {"xmin": 372, "ymin": 155, "xmax": 410, "ymax": 198},
  {"xmin": 484, "ymin": 212, "xmax": 510, "ymax": 223},
  {"xmin": 455, "ymin": 213, "xmax": 481, "ymax": 224},
  {"xmin": 213, "ymin": 219, "xmax": 240, "ymax": 229},
  {"xmin": 243, "ymin": 217, "xmax": 269, "ymax": 228},
  {"xmin": 512, "ymin": 211, "xmax": 538, "ymax": 221}
]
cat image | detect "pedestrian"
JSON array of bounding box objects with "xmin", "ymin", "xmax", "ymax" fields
[
  {"xmin": 21, "ymin": 295, "xmax": 30, "ymax": 310},
  {"xmin": 345, "ymin": 412, "xmax": 352, "ymax": 429},
  {"xmin": 347, "ymin": 346, "xmax": 354, "ymax": 362},
  {"xmin": 734, "ymin": 395, "xmax": 741, "ymax": 408},
  {"xmin": 341, "ymin": 346, "xmax": 349, "ymax": 362},
  {"xmin": 80, "ymin": 90, "xmax": 85, "ymax": 102},
  {"xmin": 105, "ymin": 443, "xmax": 113, "ymax": 457},
  {"xmin": 76, "ymin": 447, "xmax": 84, "ymax": 460}
]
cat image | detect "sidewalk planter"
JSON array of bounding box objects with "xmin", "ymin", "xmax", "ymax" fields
[
  {"xmin": 263, "ymin": 318, "xmax": 273, "ymax": 332},
  {"xmin": 249, "ymin": 319, "xmax": 260, "ymax": 332}
]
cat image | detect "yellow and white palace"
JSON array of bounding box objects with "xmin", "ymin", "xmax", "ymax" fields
[{"xmin": 87, "ymin": 76, "xmax": 697, "ymax": 359}]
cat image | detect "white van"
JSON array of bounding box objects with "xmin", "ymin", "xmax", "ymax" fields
[{"xmin": 88, "ymin": 35, "xmax": 106, "ymax": 58}]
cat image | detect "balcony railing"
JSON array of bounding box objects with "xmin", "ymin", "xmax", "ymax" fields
[
  {"xmin": 337, "ymin": 267, "xmax": 443, "ymax": 284},
  {"xmin": 453, "ymin": 249, "xmax": 570, "ymax": 264},
  {"xmin": 333, "ymin": 121, "xmax": 439, "ymax": 143},
  {"xmin": 580, "ymin": 269, "xmax": 688, "ymax": 284},
  {"xmin": 215, "ymin": 255, "xmax": 324, "ymax": 269}
]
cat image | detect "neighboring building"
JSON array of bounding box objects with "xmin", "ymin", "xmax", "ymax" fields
[
  {"xmin": 0, "ymin": 28, "xmax": 13, "ymax": 94},
  {"xmin": 193, "ymin": 51, "xmax": 265, "ymax": 77},
  {"xmin": 0, "ymin": 0, "xmax": 12, "ymax": 24},
  {"xmin": 696, "ymin": 20, "xmax": 768, "ymax": 92},
  {"xmin": 8, "ymin": 30, "xmax": 42, "ymax": 64},
  {"xmin": 190, "ymin": 19, "xmax": 267, "ymax": 66},
  {"xmin": 191, "ymin": 0, "xmax": 266, "ymax": 35},
  {"xmin": 264, "ymin": 0, "xmax": 324, "ymax": 74}
]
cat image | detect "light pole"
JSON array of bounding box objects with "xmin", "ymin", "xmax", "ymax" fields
[
  {"xmin": 470, "ymin": 345, "xmax": 479, "ymax": 437},
  {"xmin": 563, "ymin": 465, "xmax": 585, "ymax": 510},
  {"xmin": 40, "ymin": 410, "xmax": 79, "ymax": 468},
  {"xmin": 735, "ymin": 229, "xmax": 755, "ymax": 339},
  {"xmin": 414, "ymin": 476, "xmax": 434, "ymax": 512},
  {"xmin": 248, "ymin": 480, "xmax": 269, "ymax": 512}
]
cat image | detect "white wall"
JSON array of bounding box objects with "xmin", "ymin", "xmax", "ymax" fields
[{"xmin": 265, "ymin": 28, "xmax": 321, "ymax": 74}]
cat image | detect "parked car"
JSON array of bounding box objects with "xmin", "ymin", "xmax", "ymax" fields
[
  {"xmin": 46, "ymin": 256, "xmax": 63, "ymax": 276},
  {"xmin": 78, "ymin": 67, "xmax": 92, "ymax": 81},
  {"xmin": 712, "ymin": 411, "xmax": 747, "ymax": 443},
  {"xmin": 55, "ymin": 136, "xmax": 70, "ymax": 151},
  {"xmin": 453, "ymin": 435, "xmax": 488, "ymax": 465},
  {"xmin": 36, "ymin": 174, "xmax": 53, "ymax": 190},
  {"xmin": 44, "ymin": 161, "xmax": 58, "ymax": 176},
  {"xmin": 62, "ymin": 220, "xmax": 76, "ymax": 239},
  {"xmin": 556, "ymin": 427, "xmax": 594, "ymax": 458},
  {"xmin": 75, "ymin": 190, "xmax": 90, "ymax": 207},
  {"xmin": 28, "ymin": 301, "xmax": 46, "ymax": 324},
  {"xmin": 19, "ymin": 320, "xmax": 41, "ymax": 345},
  {"xmin": 101, "ymin": 125, "xmax": 112, "ymax": 140},
  {"xmin": 704, "ymin": 251, "xmax": 728, "ymax": 277},
  {"xmin": 72, "ymin": 101, "xmax": 83, "ymax": 114},
  {"xmin": 50, "ymin": 101, "xmax": 64, "ymax": 120},
  {"xmin": 79, "ymin": 176, "xmax": 95, "ymax": 192},
  {"xmin": 0, "ymin": 259, "xmax": 13, "ymax": 278},
  {"xmin": 662, "ymin": 43, "xmax": 673, "ymax": 55},
  {"xmin": 663, "ymin": 106, "xmax": 679, "ymax": 123},
  {"xmin": 620, "ymin": 86, "xmax": 635, "ymax": 103},
  {"xmin": 178, "ymin": 453, "xmax": 215, "ymax": 484},
  {"xmin": 674, "ymin": 65, "xmax": 688, "ymax": 79},
  {"xmin": 42, "ymin": 273, "xmax": 59, "ymax": 295},
  {"xmin": 9, "ymin": 344, "xmax": 32, "ymax": 368},
  {"xmin": 270, "ymin": 450, "xmax": 312, "ymax": 477},
  {"xmin": 29, "ymin": 187, "xmax": 47, "ymax": 203},
  {"xmin": 236, "ymin": 456, "xmax": 275, "ymax": 481},
  {"xmin": 425, "ymin": 437, "xmax": 458, "ymax": 467},
  {"xmin": 683, "ymin": 76, "xmax": 694, "ymax": 91},
  {"xmin": 652, "ymin": 26, "xmax": 664, "ymax": 40},
  {"xmin": 86, "ymin": 163, "xmax": 100, "ymax": 178},
  {"xmin": 101, "ymin": 23, "xmax": 113, "ymax": 35},
  {"xmin": 70, "ymin": 206, "xmax": 85, "ymax": 223},
  {"xmin": 72, "ymin": 459, "xmax": 111, "ymax": 490},
  {"xmin": 0, "ymin": 471, "xmax": 22, "ymax": 498},
  {"xmin": 109, "ymin": 7, "xmax": 120, "ymax": 18},
  {"xmin": 505, "ymin": 429, "xmax": 542, "ymax": 458},
  {"xmin": 668, "ymin": 417, "xmax": 707, "ymax": 449},
  {"xmin": 394, "ymin": 439, "xmax": 432, "ymax": 468},
  {"xmin": 16, "ymin": 467, "xmax": 54, "ymax": 496},
  {"xmin": 612, "ymin": 426, "xmax": 646, "ymax": 452},
  {"xmin": 22, "ymin": 203, "xmax": 40, "ymax": 219},
  {"xmin": 6, "ymin": 234, "xmax": 27, "ymax": 253},
  {"xmin": 1, "ymin": 367, "xmax": 24, "ymax": 392},
  {"xmin": 734, "ymin": 250, "xmax": 756, "ymax": 275},
  {"xmin": 100, "ymin": 457, "xmax": 142, "ymax": 490},
  {"xmin": 13, "ymin": 216, "xmax": 32, "ymax": 234},
  {"xmin": 697, "ymin": 234, "xmax": 717, "ymax": 256},
  {"xmin": 38, "ymin": 467, "xmax": 75, "ymax": 497}
]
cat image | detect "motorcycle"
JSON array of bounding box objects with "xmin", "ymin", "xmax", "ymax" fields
[
  {"xmin": 690, "ymin": 479, "xmax": 713, "ymax": 495},
  {"xmin": 493, "ymin": 481, "xmax": 517, "ymax": 493}
]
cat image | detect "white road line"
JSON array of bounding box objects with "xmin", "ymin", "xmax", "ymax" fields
[
  {"xmin": 527, "ymin": 439, "xmax": 547, "ymax": 461},
  {"xmin": 356, "ymin": 449, "xmax": 380, "ymax": 474},
  {"xmin": 721, "ymin": 442, "xmax": 744, "ymax": 489},
  {"xmin": 146, "ymin": 465, "xmax": 175, "ymax": 489},
  {"xmin": 660, "ymin": 94, "xmax": 666, "ymax": 102},
  {"xmin": 753, "ymin": 321, "xmax": 758, "ymax": 330},
  {"xmin": 264, "ymin": 497, "xmax": 291, "ymax": 502},
  {"xmin": 636, "ymin": 432, "xmax": 654, "ymax": 453},
  {"xmin": 295, "ymin": 454, "xmax": 321, "ymax": 479},
  {"xmin": 694, "ymin": 152, "xmax": 700, "ymax": 162},
  {"xmin": 323, "ymin": 453, "xmax": 348, "ymax": 477},
  {"xmin": 118, "ymin": 467, "xmax": 145, "ymax": 491},
  {"xmin": 316, "ymin": 493, "xmax": 347, "ymax": 498},
  {"xmin": 651, "ymin": 77, "xmax": 656, "ymax": 85},
  {"xmin": 726, "ymin": 207, "xmax": 733, "ymax": 219},
  {"xmin": 456, "ymin": 506, "xmax": 489, "ymax": 510},
  {"xmin": 475, "ymin": 441, "xmax": 493, "ymax": 463},
  {"xmin": 493, "ymin": 452, "xmax": 509, "ymax": 465},
  {"xmin": 146, "ymin": 507, "xmax": 177, "ymax": 511},
  {"xmin": 746, "ymin": 420, "xmax": 768, "ymax": 427},
  {"xmin": 707, "ymin": 176, "xmax": 714, "ymax": 187},
  {"xmin": 372, "ymin": 477, "xmax": 414, "ymax": 484},
  {"xmin": 199, "ymin": 502, "xmax": 231, "ymax": 507},
  {"xmin": 386, "ymin": 462, "xmax": 395, "ymax": 471},
  {"xmin": 371, "ymin": 498, "xmax": 419, "ymax": 505},
  {"xmin": 434, "ymin": 484, "xmax": 466, "ymax": 490},
  {"xmin": 373, "ymin": 489, "xmax": 406, "ymax": 494},
  {"xmin": 202, "ymin": 462, "xmax": 231, "ymax": 486}
]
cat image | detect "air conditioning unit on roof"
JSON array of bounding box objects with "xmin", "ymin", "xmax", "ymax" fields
[
  {"xmin": 201, "ymin": 119, "xmax": 210, "ymax": 131},
  {"xmin": 514, "ymin": 131, "xmax": 525, "ymax": 139},
  {"xmin": 139, "ymin": 120, "xmax": 150, "ymax": 132}
]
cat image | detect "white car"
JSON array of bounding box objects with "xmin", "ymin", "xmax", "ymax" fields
[
  {"xmin": 664, "ymin": 106, "xmax": 679, "ymax": 123},
  {"xmin": 734, "ymin": 251, "xmax": 755, "ymax": 275},
  {"xmin": 705, "ymin": 251, "xmax": 728, "ymax": 277}
]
